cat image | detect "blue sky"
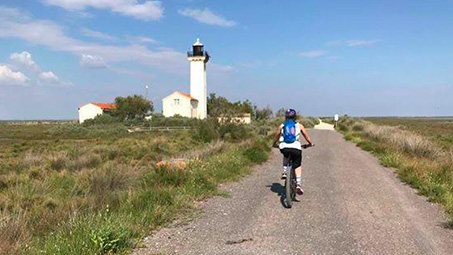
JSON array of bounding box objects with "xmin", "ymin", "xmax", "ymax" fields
[{"xmin": 0, "ymin": 0, "xmax": 452, "ymax": 119}]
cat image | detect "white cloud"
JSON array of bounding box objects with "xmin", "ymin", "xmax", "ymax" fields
[
  {"xmin": 299, "ymin": 50, "xmax": 328, "ymax": 58},
  {"xmin": 127, "ymin": 36, "xmax": 158, "ymax": 44},
  {"xmin": 81, "ymin": 28, "xmax": 117, "ymax": 41},
  {"xmin": 42, "ymin": 0, "xmax": 164, "ymax": 21},
  {"xmin": 80, "ymin": 54, "xmax": 108, "ymax": 68},
  {"xmin": 0, "ymin": 6, "xmax": 234, "ymax": 77},
  {"xmin": 38, "ymin": 71, "xmax": 72, "ymax": 86},
  {"xmin": 39, "ymin": 71, "xmax": 59, "ymax": 83},
  {"xmin": 0, "ymin": 65, "xmax": 29, "ymax": 86},
  {"xmin": 10, "ymin": 51, "xmax": 40, "ymax": 72},
  {"xmin": 345, "ymin": 40, "xmax": 380, "ymax": 47},
  {"xmin": 178, "ymin": 8, "xmax": 237, "ymax": 27},
  {"xmin": 211, "ymin": 63, "xmax": 234, "ymax": 72},
  {"xmin": 326, "ymin": 39, "xmax": 380, "ymax": 47},
  {"xmin": 0, "ymin": 6, "xmax": 185, "ymax": 73},
  {"xmin": 6, "ymin": 50, "xmax": 71, "ymax": 87}
]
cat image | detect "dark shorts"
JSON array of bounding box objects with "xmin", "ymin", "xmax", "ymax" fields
[{"xmin": 280, "ymin": 148, "xmax": 302, "ymax": 168}]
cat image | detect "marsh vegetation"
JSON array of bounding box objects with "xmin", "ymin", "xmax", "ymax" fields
[{"xmin": 0, "ymin": 118, "xmax": 271, "ymax": 255}]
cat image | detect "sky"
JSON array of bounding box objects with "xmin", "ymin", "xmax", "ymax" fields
[{"xmin": 0, "ymin": 0, "xmax": 452, "ymax": 120}]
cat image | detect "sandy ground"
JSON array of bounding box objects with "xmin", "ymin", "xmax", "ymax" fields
[
  {"xmin": 314, "ymin": 119, "xmax": 335, "ymax": 130},
  {"xmin": 133, "ymin": 129, "xmax": 453, "ymax": 255}
]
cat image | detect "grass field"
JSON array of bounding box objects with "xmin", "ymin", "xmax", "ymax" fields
[
  {"xmin": 364, "ymin": 117, "xmax": 453, "ymax": 149},
  {"xmin": 0, "ymin": 121, "xmax": 271, "ymax": 255},
  {"xmin": 337, "ymin": 116, "xmax": 453, "ymax": 226}
]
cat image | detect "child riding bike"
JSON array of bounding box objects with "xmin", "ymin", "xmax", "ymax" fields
[{"xmin": 273, "ymin": 109, "xmax": 313, "ymax": 195}]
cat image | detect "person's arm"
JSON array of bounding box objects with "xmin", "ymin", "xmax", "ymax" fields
[
  {"xmin": 273, "ymin": 124, "xmax": 283, "ymax": 146},
  {"xmin": 299, "ymin": 123, "xmax": 313, "ymax": 146}
]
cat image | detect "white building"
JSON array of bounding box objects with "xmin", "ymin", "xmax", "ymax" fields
[
  {"xmin": 78, "ymin": 103, "xmax": 116, "ymax": 123},
  {"xmin": 162, "ymin": 91, "xmax": 198, "ymax": 118},
  {"xmin": 163, "ymin": 39, "xmax": 210, "ymax": 119}
]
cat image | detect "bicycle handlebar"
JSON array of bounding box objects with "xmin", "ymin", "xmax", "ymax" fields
[{"xmin": 302, "ymin": 144, "xmax": 315, "ymax": 149}]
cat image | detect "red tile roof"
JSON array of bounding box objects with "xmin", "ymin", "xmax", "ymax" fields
[
  {"xmin": 92, "ymin": 103, "xmax": 116, "ymax": 109},
  {"xmin": 178, "ymin": 92, "xmax": 198, "ymax": 101}
]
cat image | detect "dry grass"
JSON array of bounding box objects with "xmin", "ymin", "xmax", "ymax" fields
[
  {"xmin": 0, "ymin": 213, "xmax": 28, "ymax": 255},
  {"xmin": 360, "ymin": 121, "xmax": 443, "ymax": 160}
]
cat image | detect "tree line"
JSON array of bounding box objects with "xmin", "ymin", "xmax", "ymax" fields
[{"xmin": 88, "ymin": 93, "xmax": 287, "ymax": 124}]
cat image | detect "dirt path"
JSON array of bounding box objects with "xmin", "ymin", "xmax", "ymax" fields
[
  {"xmin": 133, "ymin": 130, "xmax": 453, "ymax": 255},
  {"xmin": 314, "ymin": 119, "xmax": 335, "ymax": 130}
]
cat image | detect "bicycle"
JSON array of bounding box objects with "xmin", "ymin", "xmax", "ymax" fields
[{"xmin": 281, "ymin": 144, "xmax": 314, "ymax": 208}]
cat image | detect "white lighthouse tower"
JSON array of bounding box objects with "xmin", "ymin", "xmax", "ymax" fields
[{"xmin": 188, "ymin": 38, "xmax": 210, "ymax": 119}]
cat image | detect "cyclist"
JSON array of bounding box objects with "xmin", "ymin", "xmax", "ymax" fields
[{"xmin": 273, "ymin": 109, "xmax": 313, "ymax": 195}]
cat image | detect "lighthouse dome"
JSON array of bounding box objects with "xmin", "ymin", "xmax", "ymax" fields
[{"xmin": 193, "ymin": 38, "xmax": 203, "ymax": 46}]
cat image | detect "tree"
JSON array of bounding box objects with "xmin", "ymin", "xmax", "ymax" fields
[
  {"xmin": 254, "ymin": 105, "xmax": 273, "ymax": 120},
  {"xmin": 207, "ymin": 93, "xmax": 254, "ymax": 117},
  {"xmin": 276, "ymin": 108, "xmax": 286, "ymax": 118},
  {"xmin": 112, "ymin": 95, "xmax": 153, "ymax": 121}
]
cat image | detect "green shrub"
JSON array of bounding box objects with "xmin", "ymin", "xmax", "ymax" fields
[
  {"xmin": 148, "ymin": 115, "xmax": 198, "ymax": 127},
  {"xmin": 352, "ymin": 123, "xmax": 364, "ymax": 131},
  {"xmin": 83, "ymin": 114, "xmax": 120, "ymax": 126},
  {"xmin": 219, "ymin": 123, "xmax": 249, "ymax": 141},
  {"xmin": 338, "ymin": 123, "xmax": 349, "ymax": 132},
  {"xmin": 379, "ymin": 152, "xmax": 401, "ymax": 168},
  {"xmin": 90, "ymin": 225, "xmax": 131, "ymax": 255},
  {"xmin": 48, "ymin": 123, "xmax": 127, "ymax": 139},
  {"xmin": 243, "ymin": 139, "xmax": 270, "ymax": 163},
  {"xmin": 192, "ymin": 118, "xmax": 220, "ymax": 142}
]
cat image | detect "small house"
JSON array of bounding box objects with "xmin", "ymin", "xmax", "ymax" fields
[
  {"xmin": 78, "ymin": 103, "xmax": 116, "ymax": 123},
  {"xmin": 162, "ymin": 91, "xmax": 198, "ymax": 118}
]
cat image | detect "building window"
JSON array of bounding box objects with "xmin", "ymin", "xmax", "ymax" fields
[{"xmin": 174, "ymin": 99, "xmax": 180, "ymax": 105}]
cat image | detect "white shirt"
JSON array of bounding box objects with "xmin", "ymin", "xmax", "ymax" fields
[{"xmin": 279, "ymin": 122, "xmax": 302, "ymax": 150}]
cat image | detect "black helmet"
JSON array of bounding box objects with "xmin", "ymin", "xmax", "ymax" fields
[{"xmin": 285, "ymin": 109, "xmax": 296, "ymax": 119}]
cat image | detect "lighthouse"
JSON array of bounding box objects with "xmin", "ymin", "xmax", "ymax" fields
[
  {"xmin": 162, "ymin": 39, "xmax": 210, "ymax": 119},
  {"xmin": 188, "ymin": 38, "xmax": 210, "ymax": 119}
]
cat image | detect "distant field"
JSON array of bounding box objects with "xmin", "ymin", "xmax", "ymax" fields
[{"xmin": 364, "ymin": 117, "xmax": 453, "ymax": 149}]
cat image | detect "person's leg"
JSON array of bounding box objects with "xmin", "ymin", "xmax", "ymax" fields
[
  {"xmin": 295, "ymin": 166, "xmax": 303, "ymax": 178},
  {"xmin": 292, "ymin": 149, "xmax": 303, "ymax": 195},
  {"xmin": 281, "ymin": 149, "xmax": 289, "ymax": 178}
]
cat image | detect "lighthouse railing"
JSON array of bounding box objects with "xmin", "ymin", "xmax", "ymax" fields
[{"xmin": 187, "ymin": 51, "xmax": 209, "ymax": 57}]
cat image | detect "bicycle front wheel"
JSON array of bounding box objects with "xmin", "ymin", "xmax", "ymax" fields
[{"xmin": 285, "ymin": 167, "xmax": 293, "ymax": 208}]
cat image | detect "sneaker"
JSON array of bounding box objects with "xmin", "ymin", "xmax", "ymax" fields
[
  {"xmin": 281, "ymin": 172, "xmax": 287, "ymax": 179},
  {"xmin": 296, "ymin": 185, "xmax": 304, "ymax": 195}
]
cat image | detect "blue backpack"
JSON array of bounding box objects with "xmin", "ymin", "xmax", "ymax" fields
[{"xmin": 283, "ymin": 120, "xmax": 297, "ymax": 143}]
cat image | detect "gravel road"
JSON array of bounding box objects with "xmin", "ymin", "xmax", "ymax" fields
[{"xmin": 133, "ymin": 128, "xmax": 453, "ymax": 255}]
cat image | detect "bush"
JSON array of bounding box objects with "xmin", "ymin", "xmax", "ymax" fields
[
  {"xmin": 300, "ymin": 117, "xmax": 320, "ymax": 128},
  {"xmin": 243, "ymin": 139, "xmax": 270, "ymax": 163},
  {"xmin": 352, "ymin": 122, "xmax": 364, "ymax": 131},
  {"xmin": 147, "ymin": 115, "xmax": 198, "ymax": 127},
  {"xmin": 112, "ymin": 95, "xmax": 153, "ymax": 121},
  {"xmin": 192, "ymin": 118, "xmax": 220, "ymax": 142},
  {"xmin": 82, "ymin": 114, "xmax": 120, "ymax": 126},
  {"xmin": 219, "ymin": 123, "xmax": 249, "ymax": 141},
  {"xmin": 48, "ymin": 123, "xmax": 127, "ymax": 139}
]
